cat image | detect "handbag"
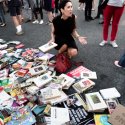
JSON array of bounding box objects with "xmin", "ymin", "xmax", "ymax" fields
[{"xmin": 55, "ymin": 53, "xmax": 71, "ymax": 73}]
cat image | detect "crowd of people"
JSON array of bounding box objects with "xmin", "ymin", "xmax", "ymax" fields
[{"xmin": 0, "ymin": 0, "xmax": 125, "ymax": 66}]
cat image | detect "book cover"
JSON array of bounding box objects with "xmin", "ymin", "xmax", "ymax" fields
[
  {"xmin": 67, "ymin": 66, "xmax": 91, "ymax": 79},
  {"xmin": 61, "ymin": 93, "xmax": 94, "ymax": 125},
  {"xmin": 99, "ymin": 87, "xmax": 121, "ymax": 100},
  {"xmin": 59, "ymin": 74, "xmax": 75, "ymax": 89},
  {"xmin": 108, "ymin": 104, "xmax": 125, "ymax": 125},
  {"xmin": 94, "ymin": 114, "xmax": 111, "ymax": 125},
  {"xmin": 81, "ymin": 71, "xmax": 97, "ymax": 79},
  {"xmin": 39, "ymin": 42, "xmax": 57, "ymax": 52},
  {"xmin": 73, "ymin": 78, "xmax": 95, "ymax": 93},
  {"xmin": 38, "ymin": 53, "xmax": 55, "ymax": 60},
  {"xmin": 33, "ymin": 73, "xmax": 52, "ymax": 88},
  {"xmin": 85, "ymin": 92, "xmax": 107, "ymax": 111}
]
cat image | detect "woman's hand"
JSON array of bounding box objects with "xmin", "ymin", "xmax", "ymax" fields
[
  {"xmin": 48, "ymin": 39, "xmax": 55, "ymax": 43},
  {"xmin": 78, "ymin": 36, "xmax": 87, "ymax": 45}
]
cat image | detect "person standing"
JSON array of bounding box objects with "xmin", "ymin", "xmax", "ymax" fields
[
  {"xmin": 48, "ymin": 0, "xmax": 87, "ymax": 58},
  {"xmin": 0, "ymin": 0, "xmax": 6, "ymax": 27},
  {"xmin": 8, "ymin": 0, "xmax": 24, "ymax": 35},
  {"xmin": 99, "ymin": 0, "xmax": 125, "ymax": 48}
]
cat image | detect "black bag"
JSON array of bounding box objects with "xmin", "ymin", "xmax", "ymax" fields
[{"xmin": 99, "ymin": 0, "xmax": 109, "ymax": 9}]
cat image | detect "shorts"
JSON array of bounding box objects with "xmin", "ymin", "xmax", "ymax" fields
[
  {"xmin": 9, "ymin": 6, "xmax": 21, "ymax": 16},
  {"xmin": 55, "ymin": 35, "xmax": 78, "ymax": 50}
]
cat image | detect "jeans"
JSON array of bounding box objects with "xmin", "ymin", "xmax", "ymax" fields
[
  {"xmin": 118, "ymin": 52, "xmax": 125, "ymax": 67},
  {"xmin": 0, "ymin": 2, "xmax": 5, "ymax": 24}
]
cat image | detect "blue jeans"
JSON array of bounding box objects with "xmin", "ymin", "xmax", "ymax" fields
[
  {"xmin": 0, "ymin": 2, "xmax": 5, "ymax": 24},
  {"xmin": 118, "ymin": 52, "xmax": 125, "ymax": 67}
]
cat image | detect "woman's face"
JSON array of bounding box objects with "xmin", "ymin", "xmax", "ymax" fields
[{"xmin": 61, "ymin": 2, "xmax": 73, "ymax": 17}]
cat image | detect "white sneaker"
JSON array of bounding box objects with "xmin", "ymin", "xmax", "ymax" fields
[
  {"xmin": 32, "ymin": 20, "xmax": 39, "ymax": 24},
  {"xmin": 110, "ymin": 41, "xmax": 118, "ymax": 48},
  {"xmin": 39, "ymin": 20, "xmax": 44, "ymax": 24},
  {"xmin": 99, "ymin": 40, "xmax": 107, "ymax": 46},
  {"xmin": 114, "ymin": 61, "xmax": 121, "ymax": 67}
]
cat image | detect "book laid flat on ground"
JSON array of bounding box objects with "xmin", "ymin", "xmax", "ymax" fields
[
  {"xmin": 67, "ymin": 66, "xmax": 91, "ymax": 79},
  {"xmin": 85, "ymin": 92, "xmax": 107, "ymax": 112},
  {"xmin": 73, "ymin": 78, "xmax": 95, "ymax": 93},
  {"xmin": 51, "ymin": 107, "xmax": 70, "ymax": 125},
  {"xmin": 81, "ymin": 71, "xmax": 97, "ymax": 79},
  {"xmin": 38, "ymin": 53, "xmax": 55, "ymax": 61},
  {"xmin": 33, "ymin": 73, "xmax": 52, "ymax": 88},
  {"xmin": 99, "ymin": 87, "xmax": 121, "ymax": 100},
  {"xmin": 38, "ymin": 42, "xmax": 57, "ymax": 52},
  {"xmin": 108, "ymin": 104, "xmax": 125, "ymax": 125},
  {"xmin": 94, "ymin": 114, "xmax": 111, "ymax": 125},
  {"xmin": 59, "ymin": 74, "xmax": 75, "ymax": 89},
  {"xmin": 60, "ymin": 93, "xmax": 94, "ymax": 125}
]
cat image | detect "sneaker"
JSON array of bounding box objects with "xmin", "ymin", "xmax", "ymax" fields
[
  {"xmin": 114, "ymin": 61, "xmax": 121, "ymax": 67},
  {"xmin": 0, "ymin": 23, "xmax": 6, "ymax": 27},
  {"xmin": 16, "ymin": 30, "xmax": 24, "ymax": 35},
  {"xmin": 39, "ymin": 20, "xmax": 44, "ymax": 24},
  {"xmin": 99, "ymin": 40, "xmax": 107, "ymax": 46},
  {"xmin": 32, "ymin": 20, "xmax": 39, "ymax": 24},
  {"xmin": 110, "ymin": 41, "xmax": 118, "ymax": 48}
]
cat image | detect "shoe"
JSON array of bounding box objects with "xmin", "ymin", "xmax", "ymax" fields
[
  {"xmin": 39, "ymin": 20, "xmax": 44, "ymax": 24},
  {"xmin": 114, "ymin": 61, "xmax": 121, "ymax": 67},
  {"xmin": 110, "ymin": 41, "xmax": 118, "ymax": 48},
  {"xmin": 16, "ymin": 30, "xmax": 24, "ymax": 35},
  {"xmin": 78, "ymin": 7, "xmax": 80, "ymax": 10},
  {"xmin": 99, "ymin": 40, "xmax": 107, "ymax": 46},
  {"xmin": 89, "ymin": 17, "xmax": 94, "ymax": 20},
  {"xmin": 24, "ymin": 19, "xmax": 31, "ymax": 23},
  {"xmin": 0, "ymin": 23, "xmax": 6, "ymax": 27},
  {"xmin": 32, "ymin": 20, "xmax": 39, "ymax": 24}
]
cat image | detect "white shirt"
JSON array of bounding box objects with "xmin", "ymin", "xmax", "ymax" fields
[{"xmin": 108, "ymin": 0, "xmax": 124, "ymax": 7}]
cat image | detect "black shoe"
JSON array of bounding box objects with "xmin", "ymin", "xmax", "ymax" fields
[
  {"xmin": 89, "ymin": 17, "xmax": 94, "ymax": 20},
  {"xmin": 94, "ymin": 16, "xmax": 100, "ymax": 19},
  {"xmin": 85, "ymin": 18, "xmax": 90, "ymax": 22},
  {"xmin": 24, "ymin": 19, "xmax": 31, "ymax": 23}
]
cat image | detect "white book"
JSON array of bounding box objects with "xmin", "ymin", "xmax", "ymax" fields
[
  {"xmin": 29, "ymin": 65, "xmax": 46, "ymax": 76},
  {"xmin": 100, "ymin": 87, "xmax": 121, "ymax": 100},
  {"xmin": 85, "ymin": 92, "xmax": 107, "ymax": 111},
  {"xmin": 51, "ymin": 107, "xmax": 70, "ymax": 125},
  {"xmin": 39, "ymin": 42, "xmax": 57, "ymax": 52},
  {"xmin": 81, "ymin": 71, "xmax": 97, "ymax": 79},
  {"xmin": 34, "ymin": 73, "xmax": 52, "ymax": 88},
  {"xmin": 26, "ymin": 85, "xmax": 39, "ymax": 95},
  {"xmin": 59, "ymin": 74, "xmax": 75, "ymax": 89}
]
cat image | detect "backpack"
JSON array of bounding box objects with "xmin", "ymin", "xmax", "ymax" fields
[{"xmin": 55, "ymin": 53, "xmax": 71, "ymax": 73}]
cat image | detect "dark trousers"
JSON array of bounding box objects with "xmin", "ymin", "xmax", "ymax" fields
[
  {"xmin": 0, "ymin": 2, "xmax": 5, "ymax": 24},
  {"xmin": 118, "ymin": 52, "xmax": 125, "ymax": 67},
  {"xmin": 85, "ymin": 0, "xmax": 93, "ymax": 20},
  {"xmin": 55, "ymin": 0, "xmax": 59, "ymax": 13},
  {"xmin": 96, "ymin": 0, "xmax": 103, "ymax": 18},
  {"xmin": 33, "ymin": 7, "xmax": 43, "ymax": 20}
]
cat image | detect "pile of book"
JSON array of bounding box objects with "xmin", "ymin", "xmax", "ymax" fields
[{"xmin": 0, "ymin": 39, "xmax": 124, "ymax": 125}]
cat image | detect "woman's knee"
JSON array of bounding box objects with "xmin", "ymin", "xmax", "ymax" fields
[{"xmin": 68, "ymin": 49, "xmax": 78, "ymax": 57}]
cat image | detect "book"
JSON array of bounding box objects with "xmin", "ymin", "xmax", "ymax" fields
[
  {"xmin": 94, "ymin": 114, "xmax": 111, "ymax": 125},
  {"xmin": 85, "ymin": 92, "xmax": 107, "ymax": 112},
  {"xmin": 106, "ymin": 98, "xmax": 119, "ymax": 114},
  {"xmin": 81, "ymin": 71, "xmax": 97, "ymax": 79},
  {"xmin": 51, "ymin": 107, "xmax": 70, "ymax": 125},
  {"xmin": 59, "ymin": 74, "xmax": 75, "ymax": 89},
  {"xmin": 73, "ymin": 78, "xmax": 95, "ymax": 93},
  {"xmin": 39, "ymin": 42, "xmax": 57, "ymax": 52},
  {"xmin": 38, "ymin": 53, "xmax": 55, "ymax": 61},
  {"xmin": 99, "ymin": 87, "xmax": 121, "ymax": 100},
  {"xmin": 67, "ymin": 66, "xmax": 91, "ymax": 79},
  {"xmin": 108, "ymin": 104, "xmax": 125, "ymax": 125},
  {"xmin": 29, "ymin": 65, "xmax": 46, "ymax": 76},
  {"xmin": 26, "ymin": 85, "xmax": 39, "ymax": 95},
  {"xmin": 61, "ymin": 93, "xmax": 94, "ymax": 125},
  {"xmin": 40, "ymin": 87, "xmax": 61, "ymax": 100},
  {"xmin": 33, "ymin": 73, "xmax": 52, "ymax": 88}
]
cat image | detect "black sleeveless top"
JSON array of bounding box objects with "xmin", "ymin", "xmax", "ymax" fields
[{"xmin": 52, "ymin": 14, "xmax": 76, "ymax": 38}]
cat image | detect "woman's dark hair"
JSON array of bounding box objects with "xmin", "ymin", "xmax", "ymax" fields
[{"xmin": 59, "ymin": 0, "xmax": 71, "ymax": 10}]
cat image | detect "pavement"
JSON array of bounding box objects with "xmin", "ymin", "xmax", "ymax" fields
[{"xmin": 0, "ymin": 0, "xmax": 125, "ymax": 105}]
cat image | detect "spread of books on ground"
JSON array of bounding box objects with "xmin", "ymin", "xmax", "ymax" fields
[{"xmin": 0, "ymin": 39, "xmax": 125, "ymax": 125}]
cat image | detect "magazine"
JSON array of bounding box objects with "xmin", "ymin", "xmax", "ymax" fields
[
  {"xmin": 39, "ymin": 42, "xmax": 57, "ymax": 52},
  {"xmin": 60, "ymin": 93, "xmax": 94, "ymax": 125},
  {"xmin": 81, "ymin": 71, "xmax": 97, "ymax": 79},
  {"xmin": 73, "ymin": 78, "xmax": 95, "ymax": 93}
]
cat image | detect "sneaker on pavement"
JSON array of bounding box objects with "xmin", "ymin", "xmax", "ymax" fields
[
  {"xmin": 0, "ymin": 23, "xmax": 6, "ymax": 27},
  {"xmin": 16, "ymin": 30, "xmax": 24, "ymax": 35},
  {"xmin": 110, "ymin": 41, "xmax": 118, "ymax": 48},
  {"xmin": 114, "ymin": 61, "xmax": 121, "ymax": 67},
  {"xmin": 39, "ymin": 20, "xmax": 44, "ymax": 24},
  {"xmin": 32, "ymin": 20, "xmax": 39, "ymax": 24},
  {"xmin": 99, "ymin": 40, "xmax": 107, "ymax": 46}
]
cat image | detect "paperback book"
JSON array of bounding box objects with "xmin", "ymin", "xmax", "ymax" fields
[
  {"xmin": 81, "ymin": 71, "xmax": 97, "ymax": 79},
  {"xmin": 73, "ymin": 78, "xmax": 95, "ymax": 93},
  {"xmin": 39, "ymin": 42, "xmax": 57, "ymax": 52},
  {"xmin": 85, "ymin": 92, "xmax": 107, "ymax": 112}
]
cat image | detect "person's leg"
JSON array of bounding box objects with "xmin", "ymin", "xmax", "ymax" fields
[
  {"xmin": 32, "ymin": 8, "xmax": 39, "ymax": 23},
  {"xmin": 103, "ymin": 5, "xmax": 114, "ymax": 41},
  {"xmin": 85, "ymin": 0, "xmax": 89, "ymax": 21},
  {"xmin": 39, "ymin": 7, "xmax": 44, "ymax": 24},
  {"xmin": 58, "ymin": 44, "xmax": 68, "ymax": 54},
  {"xmin": 0, "ymin": 3, "xmax": 6, "ymax": 26},
  {"xmin": 67, "ymin": 48, "xmax": 78, "ymax": 58},
  {"xmin": 88, "ymin": 0, "xmax": 93, "ymax": 20},
  {"xmin": 110, "ymin": 7, "xmax": 124, "ymax": 41}
]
